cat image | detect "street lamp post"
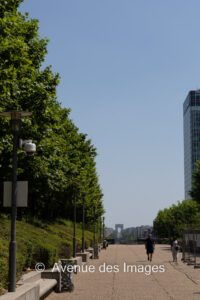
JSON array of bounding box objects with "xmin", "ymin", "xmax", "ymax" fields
[
  {"xmin": 82, "ymin": 192, "xmax": 85, "ymax": 253},
  {"xmin": 99, "ymin": 215, "xmax": 102, "ymax": 244},
  {"xmin": 93, "ymin": 205, "xmax": 99, "ymax": 258},
  {"xmin": 168, "ymin": 226, "xmax": 171, "ymax": 244},
  {"xmin": 73, "ymin": 184, "xmax": 77, "ymax": 258},
  {"xmin": 93, "ymin": 206, "xmax": 96, "ymax": 251},
  {"xmin": 97, "ymin": 215, "xmax": 99, "ymax": 243},
  {"xmin": 0, "ymin": 111, "xmax": 32, "ymax": 292},
  {"xmin": 103, "ymin": 216, "xmax": 105, "ymax": 241},
  {"xmin": 103, "ymin": 216, "xmax": 107, "ymax": 249}
]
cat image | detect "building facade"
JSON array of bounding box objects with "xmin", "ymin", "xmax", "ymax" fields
[
  {"xmin": 115, "ymin": 224, "xmax": 124, "ymax": 239},
  {"xmin": 183, "ymin": 90, "xmax": 200, "ymax": 199},
  {"xmin": 105, "ymin": 227, "xmax": 114, "ymax": 237},
  {"xmin": 124, "ymin": 225, "xmax": 152, "ymax": 238}
]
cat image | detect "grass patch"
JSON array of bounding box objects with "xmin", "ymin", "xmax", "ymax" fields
[{"xmin": 0, "ymin": 214, "xmax": 94, "ymax": 294}]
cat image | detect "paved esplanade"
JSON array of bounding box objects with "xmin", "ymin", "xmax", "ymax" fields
[{"xmin": 47, "ymin": 245, "xmax": 200, "ymax": 300}]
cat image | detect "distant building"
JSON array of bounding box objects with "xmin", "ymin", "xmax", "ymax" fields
[
  {"xmin": 183, "ymin": 90, "xmax": 200, "ymax": 199},
  {"xmin": 124, "ymin": 225, "xmax": 152, "ymax": 238},
  {"xmin": 105, "ymin": 227, "xmax": 114, "ymax": 237},
  {"xmin": 115, "ymin": 224, "xmax": 124, "ymax": 239},
  {"xmin": 137, "ymin": 225, "xmax": 152, "ymax": 238},
  {"xmin": 125, "ymin": 227, "xmax": 135, "ymax": 235}
]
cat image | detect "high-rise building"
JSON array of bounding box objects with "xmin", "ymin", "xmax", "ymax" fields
[{"xmin": 183, "ymin": 90, "xmax": 200, "ymax": 199}]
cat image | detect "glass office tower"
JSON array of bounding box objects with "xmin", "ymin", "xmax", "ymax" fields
[{"xmin": 183, "ymin": 90, "xmax": 200, "ymax": 199}]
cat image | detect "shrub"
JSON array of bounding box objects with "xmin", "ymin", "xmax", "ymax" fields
[{"xmin": 31, "ymin": 243, "xmax": 58, "ymax": 268}]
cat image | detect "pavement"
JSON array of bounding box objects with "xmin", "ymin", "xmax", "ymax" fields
[{"xmin": 46, "ymin": 244, "xmax": 200, "ymax": 300}]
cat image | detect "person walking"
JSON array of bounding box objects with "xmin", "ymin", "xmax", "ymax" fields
[
  {"xmin": 145, "ymin": 234, "xmax": 155, "ymax": 261},
  {"xmin": 172, "ymin": 237, "xmax": 179, "ymax": 262}
]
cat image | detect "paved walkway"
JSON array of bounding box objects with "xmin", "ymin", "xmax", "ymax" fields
[{"xmin": 46, "ymin": 244, "xmax": 200, "ymax": 300}]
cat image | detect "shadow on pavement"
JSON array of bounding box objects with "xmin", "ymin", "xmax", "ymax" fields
[{"xmin": 161, "ymin": 247, "xmax": 171, "ymax": 251}]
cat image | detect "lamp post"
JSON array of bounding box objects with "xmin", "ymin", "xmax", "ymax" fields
[
  {"xmin": 103, "ymin": 216, "xmax": 107, "ymax": 249},
  {"xmin": 0, "ymin": 111, "xmax": 32, "ymax": 292},
  {"xmin": 93, "ymin": 206, "xmax": 96, "ymax": 251},
  {"xmin": 93, "ymin": 206, "xmax": 99, "ymax": 258},
  {"xmin": 97, "ymin": 215, "xmax": 99, "ymax": 243},
  {"xmin": 72, "ymin": 183, "xmax": 78, "ymax": 258},
  {"xmin": 103, "ymin": 216, "xmax": 105, "ymax": 241},
  {"xmin": 168, "ymin": 226, "xmax": 171, "ymax": 244},
  {"xmin": 82, "ymin": 192, "xmax": 85, "ymax": 253},
  {"xmin": 99, "ymin": 215, "xmax": 102, "ymax": 244}
]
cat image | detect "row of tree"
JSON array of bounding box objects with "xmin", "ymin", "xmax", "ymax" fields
[
  {"xmin": 153, "ymin": 161, "xmax": 200, "ymax": 238},
  {"xmin": 153, "ymin": 200, "xmax": 200, "ymax": 238},
  {"xmin": 0, "ymin": 0, "xmax": 104, "ymax": 223}
]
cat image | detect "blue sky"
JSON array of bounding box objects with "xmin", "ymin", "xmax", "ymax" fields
[{"xmin": 20, "ymin": 0, "xmax": 200, "ymax": 228}]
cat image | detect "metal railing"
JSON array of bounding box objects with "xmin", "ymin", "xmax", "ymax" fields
[{"xmin": 181, "ymin": 228, "xmax": 200, "ymax": 268}]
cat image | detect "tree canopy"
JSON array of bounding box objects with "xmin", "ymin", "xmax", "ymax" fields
[
  {"xmin": 0, "ymin": 0, "xmax": 104, "ymax": 222},
  {"xmin": 189, "ymin": 161, "xmax": 200, "ymax": 204},
  {"xmin": 153, "ymin": 200, "xmax": 200, "ymax": 238}
]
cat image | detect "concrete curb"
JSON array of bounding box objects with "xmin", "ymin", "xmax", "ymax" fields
[{"xmin": 0, "ymin": 283, "xmax": 40, "ymax": 300}]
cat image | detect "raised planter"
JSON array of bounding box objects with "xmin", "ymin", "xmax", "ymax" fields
[{"xmin": 76, "ymin": 252, "xmax": 90, "ymax": 262}]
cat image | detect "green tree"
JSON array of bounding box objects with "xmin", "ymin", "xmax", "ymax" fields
[
  {"xmin": 189, "ymin": 161, "xmax": 200, "ymax": 204},
  {"xmin": 0, "ymin": 0, "xmax": 104, "ymax": 222},
  {"xmin": 153, "ymin": 200, "xmax": 199, "ymax": 238}
]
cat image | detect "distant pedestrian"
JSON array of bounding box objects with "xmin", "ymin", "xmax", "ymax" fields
[
  {"xmin": 145, "ymin": 234, "xmax": 155, "ymax": 261},
  {"xmin": 103, "ymin": 239, "xmax": 108, "ymax": 249},
  {"xmin": 172, "ymin": 237, "xmax": 179, "ymax": 262}
]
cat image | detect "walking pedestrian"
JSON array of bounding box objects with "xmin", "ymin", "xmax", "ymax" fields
[
  {"xmin": 145, "ymin": 234, "xmax": 155, "ymax": 261},
  {"xmin": 103, "ymin": 239, "xmax": 108, "ymax": 249},
  {"xmin": 172, "ymin": 237, "xmax": 179, "ymax": 262}
]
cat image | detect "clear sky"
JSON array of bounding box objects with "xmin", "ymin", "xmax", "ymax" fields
[{"xmin": 19, "ymin": 0, "xmax": 200, "ymax": 228}]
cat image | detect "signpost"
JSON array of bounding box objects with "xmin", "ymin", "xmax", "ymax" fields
[{"xmin": 3, "ymin": 181, "xmax": 28, "ymax": 207}]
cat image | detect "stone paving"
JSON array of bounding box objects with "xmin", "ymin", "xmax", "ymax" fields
[{"xmin": 46, "ymin": 244, "xmax": 200, "ymax": 300}]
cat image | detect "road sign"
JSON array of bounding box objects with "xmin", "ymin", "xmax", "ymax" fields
[{"xmin": 3, "ymin": 181, "xmax": 28, "ymax": 207}]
